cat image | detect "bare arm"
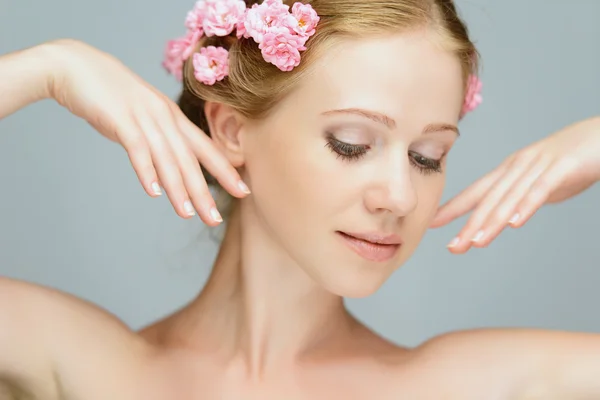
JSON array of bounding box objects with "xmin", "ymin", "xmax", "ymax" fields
[
  {"xmin": 0, "ymin": 39, "xmax": 246, "ymax": 224},
  {"xmin": 0, "ymin": 277, "xmax": 151, "ymax": 400},
  {"xmin": 0, "ymin": 43, "xmax": 56, "ymax": 120},
  {"xmin": 0, "ymin": 277, "xmax": 60, "ymax": 399},
  {"xmin": 420, "ymin": 328, "xmax": 600, "ymax": 399},
  {"xmin": 531, "ymin": 331, "xmax": 600, "ymax": 398}
]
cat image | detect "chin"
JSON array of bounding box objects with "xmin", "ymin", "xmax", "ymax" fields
[{"xmin": 319, "ymin": 266, "xmax": 395, "ymax": 298}]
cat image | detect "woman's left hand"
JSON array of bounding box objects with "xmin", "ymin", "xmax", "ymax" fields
[{"xmin": 430, "ymin": 117, "xmax": 600, "ymax": 253}]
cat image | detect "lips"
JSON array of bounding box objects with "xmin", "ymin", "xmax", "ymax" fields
[{"xmin": 336, "ymin": 231, "xmax": 402, "ymax": 262}]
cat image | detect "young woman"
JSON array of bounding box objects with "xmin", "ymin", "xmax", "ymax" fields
[{"xmin": 1, "ymin": 0, "xmax": 599, "ymax": 399}]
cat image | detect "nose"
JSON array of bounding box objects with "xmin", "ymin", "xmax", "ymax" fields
[{"xmin": 364, "ymin": 156, "xmax": 418, "ymax": 217}]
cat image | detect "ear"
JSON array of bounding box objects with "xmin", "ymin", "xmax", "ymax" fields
[{"xmin": 204, "ymin": 102, "xmax": 246, "ymax": 168}]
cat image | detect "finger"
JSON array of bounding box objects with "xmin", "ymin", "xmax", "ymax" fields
[
  {"xmin": 176, "ymin": 108, "xmax": 250, "ymax": 198},
  {"xmin": 161, "ymin": 122, "xmax": 224, "ymax": 226},
  {"xmin": 430, "ymin": 161, "xmax": 509, "ymax": 228},
  {"xmin": 511, "ymin": 158, "xmax": 573, "ymax": 228},
  {"xmin": 116, "ymin": 119, "xmax": 163, "ymax": 198},
  {"xmin": 471, "ymin": 157, "xmax": 552, "ymax": 247},
  {"xmin": 136, "ymin": 114, "xmax": 196, "ymax": 219},
  {"xmin": 448, "ymin": 153, "xmax": 538, "ymax": 253}
]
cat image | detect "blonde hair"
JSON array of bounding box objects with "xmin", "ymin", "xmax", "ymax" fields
[{"xmin": 178, "ymin": 0, "xmax": 478, "ymax": 206}]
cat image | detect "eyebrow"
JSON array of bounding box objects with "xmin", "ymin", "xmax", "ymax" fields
[
  {"xmin": 321, "ymin": 108, "xmax": 460, "ymax": 136},
  {"xmin": 423, "ymin": 122, "xmax": 460, "ymax": 136}
]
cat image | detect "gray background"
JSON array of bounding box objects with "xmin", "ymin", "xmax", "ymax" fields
[{"xmin": 0, "ymin": 0, "xmax": 598, "ymax": 347}]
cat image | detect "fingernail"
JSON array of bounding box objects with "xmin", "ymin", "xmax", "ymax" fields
[
  {"xmin": 508, "ymin": 213, "xmax": 520, "ymax": 225},
  {"xmin": 210, "ymin": 207, "xmax": 223, "ymax": 222},
  {"xmin": 471, "ymin": 230, "xmax": 485, "ymax": 242},
  {"xmin": 151, "ymin": 182, "xmax": 162, "ymax": 196},
  {"xmin": 238, "ymin": 180, "xmax": 251, "ymax": 194},
  {"xmin": 184, "ymin": 200, "xmax": 196, "ymax": 216},
  {"xmin": 447, "ymin": 237, "xmax": 460, "ymax": 248}
]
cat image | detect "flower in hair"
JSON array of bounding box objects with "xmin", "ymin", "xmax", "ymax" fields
[
  {"xmin": 289, "ymin": 3, "xmax": 319, "ymax": 37},
  {"xmin": 461, "ymin": 75, "xmax": 482, "ymax": 117},
  {"xmin": 259, "ymin": 27, "xmax": 305, "ymax": 71},
  {"xmin": 162, "ymin": 0, "xmax": 320, "ymax": 85},
  {"xmin": 244, "ymin": 0, "xmax": 294, "ymax": 43},
  {"xmin": 162, "ymin": 31, "xmax": 202, "ymax": 81},
  {"xmin": 235, "ymin": 8, "xmax": 248, "ymax": 39},
  {"xmin": 201, "ymin": 0, "xmax": 247, "ymax": 37},
  {"xmin": 193, "ymin": 46, "xmax": 230, "ymax": 85},
  {"xmin": 185, "ymin": 3, "xmax": 205, "ymax": 34}
]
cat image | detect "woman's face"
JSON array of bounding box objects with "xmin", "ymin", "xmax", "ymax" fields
[{"xmin": 239, "ymin": 31, "xmax": 464, "ymax": 297}]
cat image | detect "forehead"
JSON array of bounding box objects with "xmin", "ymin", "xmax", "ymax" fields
[{"xmin": 282, "ymin": 31, "xmax": 464, "ymax": 126}]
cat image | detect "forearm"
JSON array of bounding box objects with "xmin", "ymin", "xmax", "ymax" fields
[
  {"xmin": 523, "ymin": 332, "xmax": 600, "ymax": 400},
  {"xmin": 0, "ymin": 43, "xmax": 58, "ymax": 120}
]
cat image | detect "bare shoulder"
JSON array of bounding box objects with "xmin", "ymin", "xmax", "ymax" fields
[
  {"xmin": 0, "ymin": 276, "xmax": 143, "ymax": 343},
  {"xmin": 389, "ymin": 327, "xmax": 600, "ymax": 399},
  {"xmin": 0, "ymin": 276, "xmax": 154, "ymax": 399}
]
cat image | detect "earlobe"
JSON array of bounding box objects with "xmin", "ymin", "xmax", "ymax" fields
[{"xmin": 204, "ymin": 102, "xmax": 246, "ymax": 167}]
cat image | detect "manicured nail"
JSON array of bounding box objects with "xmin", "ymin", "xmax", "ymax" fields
[
  {"xmin": 447, "ymin": 237, "xmax": 460, "ymax": 248},
  {"xmin": 508, "ymin": 213, "xmax": 520, "ymax": 225},
  {"xmin": 471, "ymin": 230, "xmax": 485, "ymax": 242},
  {"xmin": 238, "ymin": 180, "xmax": 251, "ymax": 194},
  {"xmin": 184, "ymin": 200, "xmax": 196, "ymax": 216},
  {"xmin": 210, "ymin": 207, "xmax": 223, "ymax": 222},
  {"xmin": 151, "ymin": 182, "xmax": 162, "ymax": 196}
]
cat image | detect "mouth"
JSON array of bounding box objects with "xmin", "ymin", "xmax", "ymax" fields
[{"xmin": 336, "ymin": 231, "xmax": 402, "ymax": 262}]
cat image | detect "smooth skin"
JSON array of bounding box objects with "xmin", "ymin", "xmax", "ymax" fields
[
  {"xmin": 1, "ymin": 39, "xmax": 600, "ymax": 400},
  {"xmin": 433, "ymin": 116, "xmax": 600, "ymax": 252},
  {"xmin": 0, "ymin": 39, "xmax": 250, "ymax": 225}
]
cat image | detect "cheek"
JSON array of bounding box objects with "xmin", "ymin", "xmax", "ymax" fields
[
  {"xmin": 410, "ymin": 174, "xmax": 446, "ymax": 229},
  {"xmin": 242, "ymin": 128, "xmax": 342, "ymax": 222}
]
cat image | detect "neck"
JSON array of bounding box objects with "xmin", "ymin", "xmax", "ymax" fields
[{"xmin": 174, "ymin": 200, "xmax": 354, "ymax": 379}]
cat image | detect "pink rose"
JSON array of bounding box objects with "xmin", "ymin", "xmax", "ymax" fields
[
  {"xmin": 162, "ymin": 31, "xmax": 201, "ymax": 81},
  {"xmin": 202, "ymin": 0, "xmax": 246, "ymax": 37},
  {"xmin": 290, "ymin": 2, "xmax": 319, "ymax": 37},
  {"xmin": 461, "ymin": 75, "xmax": 483, "ymax": 116},
  {"xmin": 244, "ymin": 0, "xmax": 292, "ymax": 43},
  {"xmin": 259, "ymin": 28, "xmax": 305, "ymax": 71},
  {"xmin": 185, "ymin": 1, "xmax": 205, "ymax": 34},
  {"xmin": 235, "ymin": 8, "xmax": 248, "ymax": 39},
  {"xmin": 193, "ymin": 46, "xmax": 230, "ymax": 85}
]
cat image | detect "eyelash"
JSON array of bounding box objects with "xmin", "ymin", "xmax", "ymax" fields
[{"xmin": 325, "ymin": 134, "xmax": 443, "ymax": 174}]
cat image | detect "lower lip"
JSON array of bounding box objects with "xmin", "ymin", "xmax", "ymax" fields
[{"xmin": 336, "ymin": 232, "xmax": 401, "ymax": 262}]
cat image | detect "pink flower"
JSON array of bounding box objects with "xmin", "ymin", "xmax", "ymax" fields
[
  {"xmin": 185, "ymin": 1, "xmax": 205, "ymax": 34},
  {"xmin": 162, "ymin": 31, "xmax": 201, "ymax": 81},
  {"xmin": 235, "ymin": 8, "xmax": 248, "ymax": 39},
  {"xmin": 201, "ymin": 0, "xmax": 247, "ymax": 37},
  {"xmin": 193, "ymin": 46, "xmax": 230, "ymax": 85},
  {"xmin": 244, "ymin": 0, "xmax": 292, "ymax": 43},
  {"xmin": 259, "ymin": 28, "xmax": 305, "ymax": 71},
  {"xmin": 290, "ymin": 3, "xmax": 319, "ymax": 37},
  {"xmin": 164, "ymin": 0, "xmax": 321, "ymax": 81},
  {"xmin": 461, "ymin": 75, "xmax": 483, "ymax": 116}
]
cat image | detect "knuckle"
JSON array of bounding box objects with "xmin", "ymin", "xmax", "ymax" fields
[
  {"xmin": 531, "ymin": 177, "xmax": 551, "ymax": 196},
  {"xmin": 137, "ymin": 162, "xmax": 156, "ymax": 178},
  {"xmin": 190, "ymin": 188, "xmax": 211, "ymax": 205},
  {"xmin": 178, "ymin": 149, "xmax": 201, "ymax": 171},
  {"xmin": 122, "ymin": 135, "xmax": 146, "ymax": 154},
  {"xmin": 524, "ymin": 187, "xmax": 546, "ymax": 207},
  {"xmin": 490, "ymin": 207, "xmax": 512, "ymax": 225},
  {"xmin": 153, "ymin": 144, "xmax": 177, "ymax": 165},
  {"xmin": 513, "ymin": 151, "xmax": 535, "ymax": 169}
]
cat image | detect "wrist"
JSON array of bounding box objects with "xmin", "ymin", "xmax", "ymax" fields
[
  {"xmin": 0, "ymin": 41, "xmax": 71, "ymax": 119},
  {"xmin": 29, "ymin": 39, "xmax": 83, "ymax": 102}
]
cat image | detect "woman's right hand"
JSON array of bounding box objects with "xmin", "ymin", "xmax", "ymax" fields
[{"xmin": 43, "ymin": 39, "xmax": 250, "ymax": 225}]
